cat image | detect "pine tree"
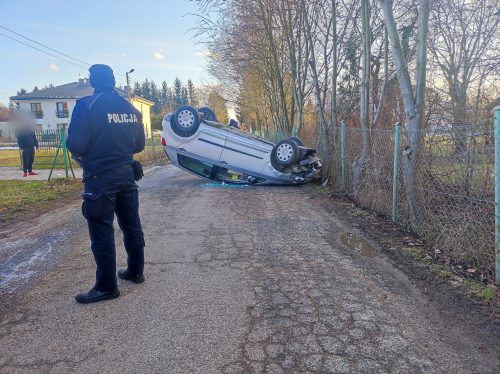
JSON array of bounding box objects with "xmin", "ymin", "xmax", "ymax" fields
[
  {"xmin": 133, "ymin": 82, "xmax": 142, "ymax": 97},
  {"xmin": 187, "ymin": 79, "xmax": 197, "ymax": 107},
  {"xmin": 141, "ymin": 79, "xmax": 152, "ymax": 101},
  {"xmin": 32, "ymin": 86, "xmax": 39, "ymax": 92},
  {"xmin": 173, "ymin": 78, "xmax": 182, "ymax": 106},
  {"xmin": 17, "ymin": 88, "xmax": 27, "ymax": 96},
  {"xmin": 161, "ymin": 81, "xmax": 169, "ymax": 104},
  {"xmin": 160, "ymin": 81, "xmax": 174, "ymax": 112},
  {"xmin": 8, "ymin": 101, "xmax": 18, "ymax": 111},
  {"xmin": 150, "ymin": 81, "xmax": 161, "ymax": 112},
  {"xmin": 181, "ymin": 86, "xmax": 188, "ymax": 106}
]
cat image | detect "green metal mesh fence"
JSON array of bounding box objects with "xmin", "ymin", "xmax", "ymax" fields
[
  {"xmin": 134, "ymin": 136, "xmax": 167, "ymax": 165},
  {"xmin": 329, "ymin": 123, "xmax": 494, "ymax": 280}
]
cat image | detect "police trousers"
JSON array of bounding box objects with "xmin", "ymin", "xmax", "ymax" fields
[
  {"xmin": 82, "ymin": 164, "xmax": 145, "ymax": 292},
  {"xmin": 22, "ymin": 148, "xmax": 35, "ymax": 173}
]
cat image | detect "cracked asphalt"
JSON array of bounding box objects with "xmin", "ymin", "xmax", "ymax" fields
[{"xmin": 0, "ymin": 165, "xmax": 498, "ymax": 373}]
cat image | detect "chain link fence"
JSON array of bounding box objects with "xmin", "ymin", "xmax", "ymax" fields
[
  {"xmin": 134, "ymin": 136, "xmax": 167, "ymax": 165},
  {"xmin": 329, "ymin": 123, "xmax": 495, "ymax": 281}
]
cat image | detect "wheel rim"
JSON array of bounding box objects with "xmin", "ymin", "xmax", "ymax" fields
[
  {"xmin": 276, "ymin": 143, "xmax": 294, "ymax": 162},
  {"xmin": 178, "ymin": 110, "xmax": 195, "ymax": 128}
]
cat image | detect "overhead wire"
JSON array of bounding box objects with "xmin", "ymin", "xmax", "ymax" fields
[
  {"xmin": 0, "ymin": 31, "xmax": 89, "ymax": 70},
  {"xmin": 0, "ymin": 25, "xmax": 128, "ymax": 81},
  {"xmin": 0, "ymin": 25, "xmax": 91, "ymax": 67}
]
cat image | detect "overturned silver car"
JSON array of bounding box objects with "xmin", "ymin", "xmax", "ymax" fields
[{"xmin": 161, "ymin": 105, "xmax": 321, "ymax": 185}]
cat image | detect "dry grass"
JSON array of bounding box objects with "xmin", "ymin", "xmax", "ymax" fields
[
  {"xmin": 0, "ymin": 149, "xmax": 21, "ymax": 167},
  {"xmin": 0, "ymin": 149, "xmax": 81, "ymax": 169},
  {"xmin": 0, "ymin": 179, "xmax": 82, "ymax": 221}
]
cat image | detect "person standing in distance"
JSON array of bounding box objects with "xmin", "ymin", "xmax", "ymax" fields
[
  {"xmin": 67, "ymin": 64, "xmax": 146, "ymax": 304},
  {"xmin": 13, "ymin": 111, "xmax": 39, "ymax": 177}
]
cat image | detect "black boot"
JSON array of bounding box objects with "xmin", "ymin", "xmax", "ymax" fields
[
  {"xmin": 75, "ymin": 288, "xmax": 120, "ymax": 304},
  {"xmin": 118, "ymin": 269, "xmax": 145, "ymax": 284}
]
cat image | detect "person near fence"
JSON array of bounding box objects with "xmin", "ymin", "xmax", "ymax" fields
[
  {"xmin": 67, "ymin": 64, "xmax": 146, "ymax": 304},
  {"xmin": 14, "ymin": 112, "xmax": 39, "ymax": 177}
]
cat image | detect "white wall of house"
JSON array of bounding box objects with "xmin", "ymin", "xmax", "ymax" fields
[{"xmin": 18, "ymin": 99, "xmax": 77, "ymax": 131}]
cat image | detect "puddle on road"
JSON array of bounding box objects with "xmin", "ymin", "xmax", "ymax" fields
[{"xmin": 340, "ymin": 232, "xmax": 378, "ymax": 258}]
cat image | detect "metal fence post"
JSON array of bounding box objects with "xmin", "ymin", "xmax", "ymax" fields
[
  {"xmin": 391, "ymin": 122, "xmax": 402, "ymax": 223},
  {"xmin": 61, "ymin": 128, "xmax": 69, "ymax": 178},
  {"xmin": 494, "ymin": 106, "xmax": 500, "ymax": 287},
  {"xmin": 340, "ymin": 121, "xmax": 346, "ymax": 187},
  {"xmin": 47, "ymin": 133, "xmax": 62, "ymax": 182}
]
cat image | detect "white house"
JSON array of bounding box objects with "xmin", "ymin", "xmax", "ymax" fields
[{"xmin": 10, "ymin": 78, "xmax": 154, "ymax": 137}]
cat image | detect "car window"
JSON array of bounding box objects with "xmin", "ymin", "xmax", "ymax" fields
[
  {"xmin": 215, "ymin": 168, "xmax": 265, "ymax": 184},
  {"xmin": 178, "ymin": 154, "xmax": 265, "ymax": 184},
  {"xmin": 216, "ymin": 168, "xmax": 246, "ymax": 183},
  {"xmin": 178, "ymin": 154, "xmax": 216, "ymax": 179}
]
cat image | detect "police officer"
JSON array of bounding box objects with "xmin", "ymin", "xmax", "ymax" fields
[{"xmin": 67, "ymin": 64, "xmax": 146, "ymax": 304}]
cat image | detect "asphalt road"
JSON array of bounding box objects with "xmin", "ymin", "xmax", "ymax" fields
[{"xmin": 0, "ymin": 165, "xmax": 498, "ymax": 373}]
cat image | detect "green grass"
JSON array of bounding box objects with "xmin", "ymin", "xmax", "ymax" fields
[
  {"xmin": 462, "ymin": 279, "xmax": 496, "ymax": 304},
  {"xmin": 0, "ymin": 149, "xmax": 80, "ymax": 169},
  {"xmin": 398, "ymin": 245, "xmax": 496, "ymax": 304},
  {"xmin": 0, "ymin": 179, "xmax": 82, "ymax": 220},
  {"xmin": 429, "ymin": 263, "xmax": 454, "ymax": 278},
  {"xmin": 400, "ymin": 246, "xmax": 426, "ymax": 260},
  {"xmin": 350, "ymin": 207, "xmax": 368, "ymax": 217},
  {"xmin": 0, "ymin": 149, "xmax": 22, "ymax": 167}
]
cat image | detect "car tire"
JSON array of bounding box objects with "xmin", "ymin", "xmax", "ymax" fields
[
  {"xmin": 271, "ymin": 139, "xmax": 300, "ymax": 168},
  {"xmin": 171, "ymin": 105, "xmax": 200, "ymax": 137},
  {"xmin": 289, "ymin": 136, "xmax": 303, "ymax": 146},
  {"xmin": 198, "ymin": 107, "xmax": 217, "ymax": 122}
]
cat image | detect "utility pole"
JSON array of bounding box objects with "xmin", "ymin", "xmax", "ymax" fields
[{"xmin": 126, "ymin": 68, "xmax": 135, "ymax": 101}]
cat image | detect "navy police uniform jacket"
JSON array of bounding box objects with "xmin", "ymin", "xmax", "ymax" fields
[{"xmin": 67, "ymin": 88, "xmax": 145, "ymax": 177}]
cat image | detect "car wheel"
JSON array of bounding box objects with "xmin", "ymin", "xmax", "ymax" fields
[
  {"xmin": 271, "ymin": 140, "xmax": 300, "ymax": 168},
  {"xmin": 289, "ymin": 136, "xmax": 303, "ymax": 146},
  {"xmin": 171, "ymin": 105, "xmax": 200, "ymax": 137},
  {"xmin": 198, "ymin": 107, "xmax": 217, "ymax": 122}
]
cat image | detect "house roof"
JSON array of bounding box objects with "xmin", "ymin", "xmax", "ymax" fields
[{"xmin": 10, "ymin": 79, "xmax": 154, "ymax": 105}]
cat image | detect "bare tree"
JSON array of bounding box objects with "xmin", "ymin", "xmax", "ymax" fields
[
  {"xmin": 429, "ymin": 0, "xmax": 499, "ymax": 152},
  {"xmin": 303, "ymin": 1, "xmax": 329, "ymax": 155},
  {"xmin": 380, "ymin": 0, "xmax": 431, "ymax": 229},
  {"xmin": 352, "ymin": 0, "xmax": 372, "ymax": 196}
]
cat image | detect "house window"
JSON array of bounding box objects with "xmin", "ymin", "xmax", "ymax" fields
[
  {"xmin": 30, "ymin": 103, "xmax": 43, "ymax": 119},
  {"xmin": 56, "ymin": 102, "xmax": 69, "ymax": 118}
]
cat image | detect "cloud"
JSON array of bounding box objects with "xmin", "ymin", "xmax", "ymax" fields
[
  {"xmin": 153, "ymin": 51, "xmax": 165, "ymax": 60},
  {"xmin": 49, "ymin": 64, "xmax": 60, "ymax": 72},
  {"xmin": 195, "ymin": 50, "xmax": 211, "ymax": 58}
]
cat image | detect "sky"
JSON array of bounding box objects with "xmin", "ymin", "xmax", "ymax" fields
[{"xmin": 0, "ymin": 0, "xmax": 211, "ymax": 105}]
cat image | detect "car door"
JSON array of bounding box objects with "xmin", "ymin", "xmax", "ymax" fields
[
  {"xmin": 178, "ymin": 129, "xmax": 226, "ymax": 163},
  {"xmin": 219, "ymin": 136, "xmax": 268, "ymax": 173}
]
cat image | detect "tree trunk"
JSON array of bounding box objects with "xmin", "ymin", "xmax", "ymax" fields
[
  {"xmin": 303, "ymin": 3, "xmax": 328, "ymax": 156},
  {"xmin": 380, "ymin": 0, "xmax": 430, "ymax": 230},
  {"xmin": 452, "ymin": 87, "xmax": 469, "ymax": 154},
  {"xmin": 353, "ymin": 0, "xmax": 371, "ymax": 197},
  {"xmin": 330, "ymin": 0, "xmax": 338, "ymax": 150}
]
